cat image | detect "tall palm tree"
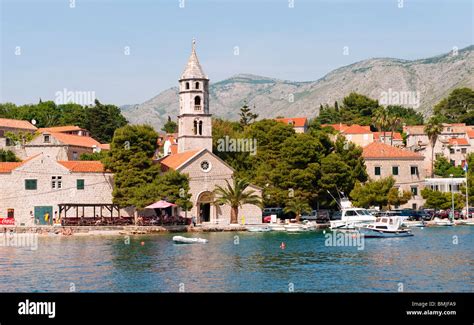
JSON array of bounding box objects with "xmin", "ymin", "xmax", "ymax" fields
[
  {"xmin": 283, "ymin": 198, "xmax": 311, "ymax": 223},
  {"xmin": 425, "ymin": 116, "xmax": 444, "ymax": 177},
  {"xmin": 213, "ymin": 178, "xmax": 262, "ymax": 224},
  {"xmin": 387, "ymin": 114, "xmax": 402, "ymax": 146},
  {"xmin": 372, "ymin": 107, "xmax": 389, "ymax": 143}
]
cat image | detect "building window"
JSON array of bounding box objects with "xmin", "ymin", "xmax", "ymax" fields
[
  {"xmin": 449, "ymin": 148, "xmax": 455, "ymax": 154},
  {"xmin": 198, "ymin": 121, "xmax": 203, "ymax": 135},
  {"xmin": 411, "ymin": 186, "xmax": 418, "ymax": 196},
  {"xmin": 185, "ymin": 82, "xmax": 190, "ymax": 90},
  {"xmin": 25, "ymin": 179, "xmax": 37, "ymax": 190},
  {"xmin": 450, "ymin": 159, "xmax": 455, "ymax": 166},
  {"xmin": 72, "ymin": 151, "xmax": 78, "ymax": 160},
  {"xmin": 412, "ymin": 203, "xmax": 417, "ymax": 210},
  {"xmin": 193, "ymin": 120, "xmax": 198, "ymax": 135},
  {"xmin": 410, "ymin": 166, "xmax": 419, "ymax": 175},
  {"xmin": 194, "ymin": 96, "xmax": 201, "ymax": 110},
  {"xmin": 44, "ymin": 135, "xmax": 50, "ymax": 143},
  {"xmin": 392, "ymin": 166, "xmax": 399, "ymax": 176},
  {"xmin": 200, "ymin": 160, "xmax": 212, "ymax": 172},
  {"xmin": 52, "ymin": 176, "xmax": 62, "ymax": 189},
  {"xmin": 195, "ymin": 82, "xmax": 200, "ymax": 89},
  {"xmin": 77, "ymin": 179, "xmax": 85, "ymax": 190},
  {"xmin": 374, "ymin": 166, "xmax": 381, "ymax": 176},
  {"xmin": 462, "ymin": 148, "xmax": 467, "ymax": 154}
]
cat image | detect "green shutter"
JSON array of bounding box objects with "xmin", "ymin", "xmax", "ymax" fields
[
  {"xmin": 25, "ymin": 179, "xmax": 37, "ymax": 190},
  {"xmin": 77, "ymin": 179, "xmax": 85, "ymax": 190}
]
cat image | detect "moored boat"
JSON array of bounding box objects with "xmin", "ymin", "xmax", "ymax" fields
[
  {"xmin": 429, "ymin": 217, "xmax": 454, "ymax": 226},
  {"xmin": 172, "ymin": 236, "xmax": 208, "ymax": 244},
  {"xmin": 330, "ymin": 207, "xmax": 376, "ymax": 230},
  {"xmin": 246, "ymin": 226, "xmax": 271, "ymax": 232},
  {"xmin": 357, "ymin": 216, "xmax": 413, "ymax": 238}
]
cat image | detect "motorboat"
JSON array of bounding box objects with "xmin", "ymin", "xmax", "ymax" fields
[
  {"xmin": 284, "ymin": 224, "xmax": 308, "ymax": 232},
  {"xmin": 430, "ymin": 217, "xmax": 454, "ymax": 226},
  {"xmin": 330, "ymin": 207, "xmax": 376, "ymax": 230},
  {"xmin": 267, "ymin": 223, "xmax": 286, "ymax": 231},
  {"xmin": 172, "ymin": 236, "xmax": 208, "ymax": 244},
  {"xmin": 402, "ymin": 220, "xmax": 425, "ymax": 227},
  {"xmin": 246, "ymin": 226, "xmax": 271, "ymax": 232},
  {"xmin": 357, "ymin": 216, "xmax": 414, "ymax": 238}
]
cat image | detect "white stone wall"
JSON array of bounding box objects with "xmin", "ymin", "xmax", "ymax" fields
[
  {"xmin": 0, "ymin": 154, "xmax": 113, "ymax": 225},
  {"xmin": 365, "ymin": 158, "xmax": 426, "ymax": 209},
  {"xmin": 179, "ymin": 151, "xmax": 262, "ymax": 225}
]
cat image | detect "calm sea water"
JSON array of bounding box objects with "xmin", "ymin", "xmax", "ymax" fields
[{"xmin": 0, "ymin": 227, "xmax": 473, "ymax": 292}]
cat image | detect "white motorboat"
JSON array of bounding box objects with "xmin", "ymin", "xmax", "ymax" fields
[
  {"xmin": 402, "ymin": 220, "xmax": 425, "ymax": 227},
  {"xmin": 330, "ymin": 207, "xmax": 376, "ymax": 230},
  {"xmin": 172, "ymin": 236, "xmax": 208, "ymax": 244},
  {"xmin": 246, "ymin": 226, "xmax": 271, "ymax": 232},
  {"xmin": 284, "ymin": 224, "xmax": 307, "ymax": 232},
  {"xmin": 267, "ymin": 224, "xmax": 286, "ymax": 231},
  {"xmin": 357, "ymin": 216, "xmax": 414, "ymax": 238},
  {"xmin": 430, "ymin": 217, "xmax": 454, "ymax": 226}
]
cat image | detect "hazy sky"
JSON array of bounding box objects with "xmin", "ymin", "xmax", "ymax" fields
[{"xmin": 1, "ymin": 0, "xmax": 472, "ymax": 106}]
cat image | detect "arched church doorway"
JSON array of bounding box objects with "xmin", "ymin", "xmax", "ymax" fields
[{"xmin": 197, "ymin": 191, "xmax": 214, "ymax": 223}]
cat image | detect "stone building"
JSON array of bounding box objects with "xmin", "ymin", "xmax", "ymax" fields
[
  {"xmin": 363, "ymin": 142, "xmax": 426, "ymax": 209},
  {"xmin": 156, "ymin": 41, "xmax": 263, "ymax": 225},
  {"xmin": 275, "ymin": 117, "xmax": 308, "ymax": 133},
  {"xmin": 0, "ymin": 117, "xmax": 37, "ymax": 148},
  {"xmin": 322, "ymin": 123, "xmax": 374, "ymax": 147},
  {"xmin": 0, "ymin": 153, "xmax": 114, "ymax": 225}
]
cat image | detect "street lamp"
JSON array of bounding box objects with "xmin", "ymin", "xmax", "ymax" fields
[{"xmin": 450, "ymin": 174, "xmax": 455, "ymax": 221}]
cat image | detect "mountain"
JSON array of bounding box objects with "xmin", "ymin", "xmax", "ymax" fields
[{"xmin": 121, "ymin": 46, "xmax": 474, "ymax": 130}]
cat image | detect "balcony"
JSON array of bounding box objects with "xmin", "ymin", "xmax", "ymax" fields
[{"xmin": 194, "ymin": 105, "xmax": 201, "ymax": 111}]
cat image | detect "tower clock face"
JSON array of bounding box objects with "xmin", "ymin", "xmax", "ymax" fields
[{"xmin": 200, "ymin": 160, "xmax": 211, "ymax": 172}]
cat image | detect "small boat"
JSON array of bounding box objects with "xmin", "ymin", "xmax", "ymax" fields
[
  {"xmin": 357, "ymin": 216, "xmax": 413, "ymax": 238},
  {"xmin": 430, "ymin": 217, "xmax": 454, "ymax": 226},
  {"xmin": 246, "ymin": 226, "xmax": 271, "ymax": 232},
  {"xmin": 402, "ymin": 220, "xmax": 425, "ymax": 227},
  {"xmin": 172, "ymin": 235, "xmax": 208, "ymax": 244},
  {"xmin": 284, "ymin": 224, "xmax": 307, "ymax": 232},
  {"xmin": 330, "ymin": 207, "xmax": 376, "ymax": 230},
  {"xmin": 267, "ymin": 224, "xmax": 286, "ymax": 231}
]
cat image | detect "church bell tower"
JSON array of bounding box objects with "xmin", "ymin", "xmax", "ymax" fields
[{"xmin": 177, "ymin": 40, "xmax": 212, "ymax": 153}]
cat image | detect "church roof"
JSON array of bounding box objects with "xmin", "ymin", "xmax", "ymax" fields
[
  {"xmin": 159, "ymin": 149, "xmax": 202, "ymax": 170},
  {"xmin": 180, "ymin": 40, "xmax": 207, "ymax": 80}
]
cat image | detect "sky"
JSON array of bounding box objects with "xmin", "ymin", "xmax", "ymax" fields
[{"xmin": 1, "ymin": 0, "xmax": 473, "ymax": 106}]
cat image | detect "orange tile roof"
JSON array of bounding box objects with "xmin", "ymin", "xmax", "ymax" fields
[
  {"xmin": 341, "ymin": 124, "xmax": 371, "ymax": 134},
  {"xmin": 363, "ymin": 142, "xmax": 423, "ymax": 159},
  {"xmin": 275, "ymin": 117, "xmax": 308, "ymax": 128},
  {"xmin": 160, "ymin": 149, "xmax": 201, "ymax": 170},
  {"xmin": 0, "ymin": 162, "xmax": 23, "ymax": 173},
  {"xmin": 448, "ymin": 138, "xmax": 469, "ymax": 146},
  {"xmin": 98, "ymin": 143, "xmax": 110, "ymax": 150},
  {"xmin": 321, "ymin": 123, "xmax": 349, "ymax": 132},
  {"xmin": 373, "ymin": 131, "xmax": 403, "ymax": 140},
  {"xmin": 0, "ymin": 118, "xmax": 37, "ymax": 131},
  {"xmin": 49, "ymin": 132, "xmax": 102, "ymax": 148},
  {"xmin": 58, "ymin": 161, "xmax": 106, "ymax": 173},
  {"xmin": 38, "ymin": 125, "xmax": 84, "ymax": 133},
  {"xmin": 466, "ymin": 130, "xmax": 474, "ymax": 139}
]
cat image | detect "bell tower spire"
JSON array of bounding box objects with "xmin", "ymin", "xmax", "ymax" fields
[{"xmin": 177, "ymin": 40, "xmax": 212, "ymax": 153}]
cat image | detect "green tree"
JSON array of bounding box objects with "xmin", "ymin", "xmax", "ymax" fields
[
  {"xmin": 80, "ymin": 151, "xmax": 108, "ymax": 161},
  {"xmin": 283, "ymin": 197, "xmax": 311, "ymax": 223},
  {"xmin": 239, "ymin": 102, "xmax": 259, "ymax": 127},
  {"xmin": 4, "ymin": 131, "xmax": 36, "ymax": 146},
  {"xmin": 434, "ymin": 156, "xmax": 464, "ymax": 177},
  {"xmin": 433, "ymin": 88, "xmax": 474, "ymax": 123},
  {"xmin": 161, "ymin": 116, "xmax": 178, "ymax": 133},
  {"xmin": 0, "ymin": 149, "xmax": 20, "ymax": 162},
  {"xmin": 350, "ymin": 177, "xmax": 395, "ymax": 209},
  {"xmin": 421, "ymin": 188, "xmax": 464, "ymax": 210},
  {"xmin": 213, "ymin": 178, "xmax": 262, "ymax": 224},
  {"xmin": 424, "ymin": 115, "xmax": 444, "ymax": 177},
  {"xmin": 387, "ymin": 188, "xmax": 412, "ymax": 209},
  {"xmin": 84, "ymin": 99, "xmax": 128, "ymax": 143}
]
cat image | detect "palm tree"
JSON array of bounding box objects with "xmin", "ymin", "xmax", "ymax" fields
[
  {"xmin": 213, "ymin": 178, "xmax": 262, "ymax": 224},
  {"xmin": 372, "ymin": 107, "xmax": 389, "ymax": 143},
  {"xmin": 387, "ymin": 114, "xmax": 402, "ymax": 146},
  {"xmin": 425, "ymin": 116, "xmax": 444, "ymax": 177},
  {"xmin": 283, "ymin": 198, "xmax": 311, "ymax": 223}
]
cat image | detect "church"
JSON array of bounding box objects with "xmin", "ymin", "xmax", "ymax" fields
[{"xmin": 157, "ymin": 41, "xmax": 262, "ymax": 225}]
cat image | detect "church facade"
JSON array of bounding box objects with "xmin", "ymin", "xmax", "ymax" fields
[{"xmin": 158, "ymin": 42, "xmax": 262, "ymax": 225}]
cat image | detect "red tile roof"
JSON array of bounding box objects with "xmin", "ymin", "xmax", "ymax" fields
[
  {"xmin": 321, "ymin": 123, "xmax": 349, "ymax": 132},
  {"xmin": 466, "ymin": 130, "xmax": 474, "ymax": 139},
  {"xmin": 98, "ymin": 143, "xmax": 110, "ymax": 150},
  {"xmin": 38, "ymin": 125, "xmax": 85, "ymax": 133},
  {"xmin": 0, "ymin": 162, "xmax": 23, "ymax": 173},
  {"xmin": 0, "ymin": 118, "xmax": 37, "ymax": 131},
  {"xmin": 49, "ymin": 132, "xmax": 102, "ymax": 148},
  {"xmin": 373, "ymin": 132, "xmax": 403, "ymax": 141},
  {"xmin": 160, "ymin": 149, "xmax": 201, "ymax": 170},
  {"xmin": 275, "ymin": 117, "xmax": 308, "ymax": 128},
  {"xmin": 58, "ymin": 161, "xmax": 106, "ymax": 173},
  {"xmin": 448, "ymin": 138, "xmax": 469, "ymax": 146},
  {"xmin": 363, "ymin": 142, "xmax": 423, "ymax": 159},
  {"xmin": 342, "ymin": 124, "xmax": 371, "ymax": 134}
]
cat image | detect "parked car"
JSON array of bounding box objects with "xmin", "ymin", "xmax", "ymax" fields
[
  {"xmin": 262, "ymin": 207, "xmax": 294, "ymax": 222},
  {"xmin": 301, "ymin": 209, "xmax": 330, "ymax": 224}
]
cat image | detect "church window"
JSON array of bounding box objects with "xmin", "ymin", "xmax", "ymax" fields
[
  {"xmin": 195, "ymin": 82, "xmax": 200, "ymax": 89},
  {"xmin": 199, "ymin": 121, "xmax": 203, "ymax": 135},
  {"xmin": 193, "ymin": 120, "xmax": 198, "ymax": 135},
  {"xmin": 200, "ymin": 160, "xmax": 211, "ymax": 172},
  {"xmin": 185, "ymin": 82, "xmax": 190, "ymax": 90},
  {"xmin": 194, "ymin": 96, "xmax": 201, "ymax": 110}
]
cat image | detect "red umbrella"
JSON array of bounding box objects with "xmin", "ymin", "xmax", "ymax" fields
[{"xmin": 145, "ymin": 200, "xmax": 178, "ymax": 209}]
